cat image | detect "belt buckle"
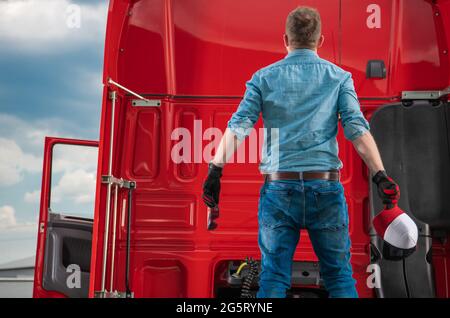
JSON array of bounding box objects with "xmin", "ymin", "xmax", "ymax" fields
[{"xmin": 331, "ymin": 170, "xmax": 340, "ymax": 181}]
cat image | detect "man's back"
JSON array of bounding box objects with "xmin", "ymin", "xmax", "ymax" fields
[
  {"xmin": 204, "ymin": 6, "xmax": 399, "ymax": 299},
  {"xmin": 228, "ymin": 49, "xmax": 370, "ymax": 173},
  {"xmin": 204, "ymin": 6, "xmax": 400, "ymax": 299}
]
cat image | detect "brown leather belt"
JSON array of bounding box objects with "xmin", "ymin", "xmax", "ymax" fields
[{"xmin": 264, "ymin": 170, "xmax": 340, "ymax": 182}]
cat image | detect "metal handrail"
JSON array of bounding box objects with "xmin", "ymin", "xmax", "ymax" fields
[
  {"xmin": 107, "ymin": 78, "xmax": 150, "ymax": 102},
  {"xmin": 100, "ymin": 90, "xmax": 116, "ymax": 293}
]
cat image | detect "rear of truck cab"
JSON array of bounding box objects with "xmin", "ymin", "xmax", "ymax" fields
[{"xmin": 33, "ymin": 0, "xmax": 450, "ymax": 298}]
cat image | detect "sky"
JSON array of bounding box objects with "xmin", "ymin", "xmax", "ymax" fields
[{"xmin": 0, "ymin": 0, "xmax": 109, "ymax": 264}]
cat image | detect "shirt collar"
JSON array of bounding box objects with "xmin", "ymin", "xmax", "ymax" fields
[{"xmin": 285, "ymin": 48, "xmax": 318, "ymax": 59}]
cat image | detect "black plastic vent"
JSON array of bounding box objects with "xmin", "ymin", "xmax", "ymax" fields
[{"xmin": 366, "ymin": 60, "xmax": 387, "ymax": 79}]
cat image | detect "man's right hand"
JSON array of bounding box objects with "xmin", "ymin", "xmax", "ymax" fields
[
  {"xmin": 202, "ymin": 163, "xmax": 223, "ymax": 208},
  {"xmin": 372, "ymin": 171, "xmax": 400, "ymax": 206}
]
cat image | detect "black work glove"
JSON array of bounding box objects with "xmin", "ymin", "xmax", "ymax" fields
[
  {"xmin": 202, "ymin": 163, "xmax": 223, "ymax": 208},
  {"xmin": 372, "ymin": 171, "xmax": 400, "ymax": 207}
]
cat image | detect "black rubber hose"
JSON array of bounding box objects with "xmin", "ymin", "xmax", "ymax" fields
[{"xmin": 402, "ymin": 258, "xmax": 411, "ymax": 298}]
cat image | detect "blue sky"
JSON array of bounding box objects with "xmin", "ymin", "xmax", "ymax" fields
[{"xmin": 0, "ymin": 0, "xmax": 108, "ymax": 264}]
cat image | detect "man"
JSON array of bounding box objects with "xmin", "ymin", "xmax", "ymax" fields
[{"xmin": 202, "ymin": 7, "xmax": 400, "ymax": 298}]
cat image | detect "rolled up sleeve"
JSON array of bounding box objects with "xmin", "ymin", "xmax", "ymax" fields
[
  {"xmin": 227, "ymin": 72, "xmax": 262, "ymax": 141},
  {"xmin": 338, "ymin": 73, "xmax": 370, "ymax": 141}
]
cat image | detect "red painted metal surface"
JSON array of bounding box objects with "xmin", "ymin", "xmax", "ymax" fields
[
  {"xmin": 34, "ymin": 0, "xmax": 450, "ymax": 298},
  {"xmin": 32, "ymin": 137, "xmax": 99, "ymax": 298}
]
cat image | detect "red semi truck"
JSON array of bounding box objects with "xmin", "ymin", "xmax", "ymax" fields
[{"xmin": 33, "ymin": 0, "xmax": 450, "ymax": 298}]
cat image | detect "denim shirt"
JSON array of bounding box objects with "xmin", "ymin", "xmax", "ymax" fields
[{"xmin": 227, "ymin": 49, "xmax": 370, "ymax": 173}]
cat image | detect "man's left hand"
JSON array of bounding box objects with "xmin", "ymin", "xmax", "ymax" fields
[{"xmin": 372, "ymin": 170, "xmax": 400, "ymax": 206}]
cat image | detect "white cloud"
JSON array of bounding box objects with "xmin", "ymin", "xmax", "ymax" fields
[
  {"xmin": 0, "ymin": 113, "xmax": 98, "ymax": 211},
  {"xmin": 24, "ymin": 190, "xmax": 40, "ymax": 203},
  {"xmin": 0, "ymin": 138, "xmax": 41, "ymax": 186},
  {"xmin": 0, "ymin": 0, "xmax": 108, "ymax": 53},
  {"xmin": 0, "ymin": 205, "xmax": 16, "ymax": 227},
  {"xmin": 76, "ymin": 68, "xmax": 104, "ymax": 99},
  {"xmin": 0, "ymin": 113, "xmax": 96, "ymax": 162},
  {"xmin": 52, "ymin": 169, "xmax": 96, "ymax": 205},
  {"xmin": 25, "ymin": 145, "xmax": 98, "ymax": 209},
  {"xmin": 0, "ymin": 205, "xmax": 36, "ymax": 231},
  {"xmin": 52, "ymin": 144, "xmax": 98, "ymax": 173},
  {"xmin": 0, "ymin": 114, "xmax": 67, "ymax": 154}
]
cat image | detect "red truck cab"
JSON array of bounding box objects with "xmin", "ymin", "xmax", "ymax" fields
[{"xmin": 33, "ymin": 0, "xmax": 450, "ymax": 298}]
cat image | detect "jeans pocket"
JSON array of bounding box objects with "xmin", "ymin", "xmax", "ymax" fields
[
  {"xmin": 265, "ymin": 181, "xmax": 296, "ymax": 195},
  {"xmin": 259, "ymin": 182, "xmax": 295, "ymax": 229},
  {"xmin": 311, "ymin": 182, "xmax": 348, "ymax": 231},
  {"xmin": 313, "ymin": 180, "xmax": 341, "ymax": 194}
]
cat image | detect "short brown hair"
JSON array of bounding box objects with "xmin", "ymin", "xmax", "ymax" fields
[{"xmin": 286, "ymin": 7, "xmax": 322, "ymax": 49}]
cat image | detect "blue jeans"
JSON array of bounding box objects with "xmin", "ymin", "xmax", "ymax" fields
[{"xmin": 256, "ymin": 179, "xmax": 358, "ymax": 298}]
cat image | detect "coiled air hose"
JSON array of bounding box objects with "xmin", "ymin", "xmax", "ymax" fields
[{"xmin": 240, "ymin": 258, "xmax": 259, "ymax": 298}]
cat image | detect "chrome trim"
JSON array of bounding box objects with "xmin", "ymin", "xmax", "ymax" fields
[
  {"xmin": 402, "ymin": 87, "xmax": 450, "ymax": 100},
  {"xmin": 131, "ymin": 99, "xmax": 161, "ymax": 107}
]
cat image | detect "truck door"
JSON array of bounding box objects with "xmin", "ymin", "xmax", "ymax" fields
[{"xmin": 33, "ymin": 137, "xmax": 99, "ymax": 298}]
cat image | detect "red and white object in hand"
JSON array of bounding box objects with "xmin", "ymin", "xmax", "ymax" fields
[{"xmin": 373, "ymin": 204, "xmax": 418, "ymax": 252}]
